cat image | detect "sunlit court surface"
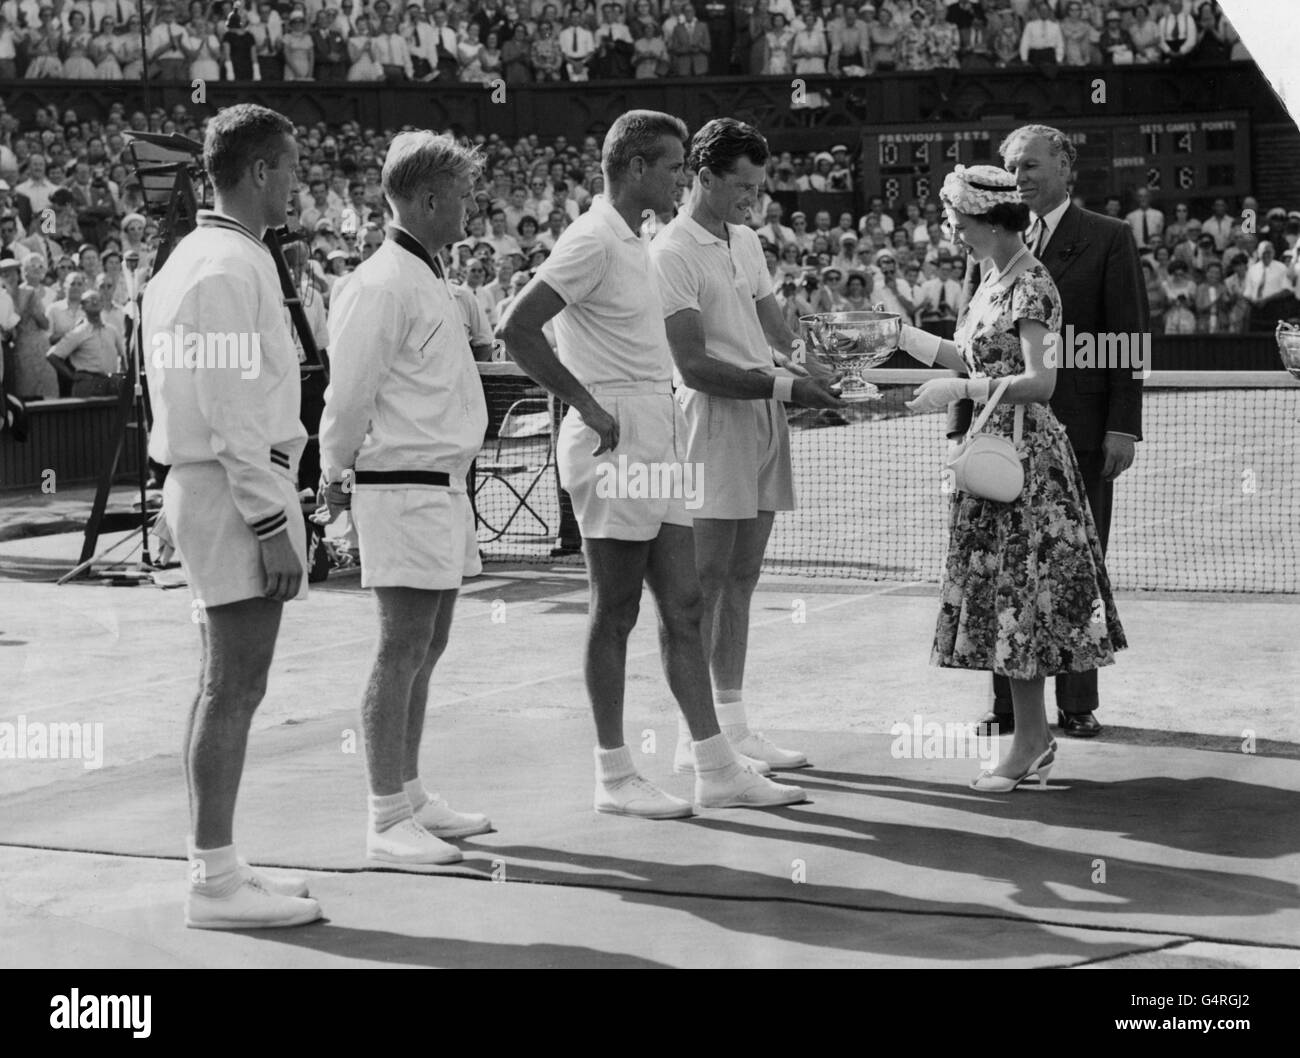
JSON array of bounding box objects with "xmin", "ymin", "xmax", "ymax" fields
[
  {"xmin": 3, "ymin": 0, "xmax": 1300, "ymax": 1012},
  {"xmin": 2, "ymin": 426, "xmax": 1297, "ymax": 971}
]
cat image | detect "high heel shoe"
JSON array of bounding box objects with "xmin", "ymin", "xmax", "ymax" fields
[{"xmin": 970, "ymin": 741, "xmax": 1057, "ymax": 792}]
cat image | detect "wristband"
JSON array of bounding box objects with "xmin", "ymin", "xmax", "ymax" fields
[
  {"xmin": 772, "ymin": 375, "xmax": 795, "ymax": 402},
  {"xmin": 966, "ymin": 376, "xmax": 993, "ymax": 403},
  {"xmin": 900, "ymin": 324, "xmax": 942, "ymax": 367}
]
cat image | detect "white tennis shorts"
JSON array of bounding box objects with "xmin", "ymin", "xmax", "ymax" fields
[
  {"xmin": 677, "ymin": 388, "xmax": 795, "ymax": 520},
  {"xmin": 557, "ymin": 382, "xmax": 694, "ymax": 541},
  {"xmin": 163, "ymin": 461, "xmax": 308, "ymax": 608},
  {"xmin": 350, "ymin": 485, "xmax": 481, "ymax": 590}
]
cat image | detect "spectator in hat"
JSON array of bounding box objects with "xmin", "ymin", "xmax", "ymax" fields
[
  {"xmin": 828, "ymin": 144, "xmax": 854, "ymax": 191},
  {"xmin": 806, "ymin": 150, "xmax": 835, "ymax": 191},
  {"xmin": 9, "ymin": 254, "xmax": 55, "ymax": 400},
  {"xmin": 789, "ymin": 210, "xmax": 814, "ymax": 253},
  {"xmin": 898, "ymin": 5, "xmax": 932, "ymax": 70},
  {"xmin": 1162, "ymin": 258, "xmax": 1197, "ymax": 333},
  {"xmin": 831, "ymin": 231, "xmax": 860, "ymax": 272},
  {"xmin": 281, "ymin": 12, "xmax": 316, "ymax": 79},
  {"xmin": 1098, "ymin": 9, "xmax": 1133, "ymax": 64},
  {"xmin": 869, "ymin": 247, "xmax": 915, "ymax": 318},
  {"xmin": 765, "ymin": 157, "xmax": 796, "ymax": 194},
  {"xmin": 1194, "ymin": 260, "xmax": 1232, "ymax": 333},
  {"xmin": 47, "ymin": 288, "xmax": 123, "ymax": 398}
]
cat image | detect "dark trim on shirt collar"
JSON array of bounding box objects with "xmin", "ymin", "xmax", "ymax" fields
[
  {"xmin": 386, "ymin": 224, "xmax": 445, "ymax": 279},
  {"xmin": 195, "ymin": 209, "xmax": 269, "ymax": 253}
]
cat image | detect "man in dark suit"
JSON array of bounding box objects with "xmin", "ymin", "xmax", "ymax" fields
[{"xmin": 950, "ymin": 124, "xmax": 1145, "ymax": 739}]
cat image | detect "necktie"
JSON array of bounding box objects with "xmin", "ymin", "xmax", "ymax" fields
[
  {"xmin": 1141, "ymin": 211, "xmax": 1150, "ymax": 248},
  {"xmin": 938, "ymin": 281, "xmax": 948, "ymax": 311},
  {"xmin": 1034, "ymin": 220, "xmax": 1048, "ymax": 257}
]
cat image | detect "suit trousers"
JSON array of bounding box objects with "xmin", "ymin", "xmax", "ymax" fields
[{"xmin": 992, "ymin": 447, "xmax": 1112, "ymax": 715}]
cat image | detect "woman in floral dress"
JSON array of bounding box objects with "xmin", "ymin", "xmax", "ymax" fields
[{"xmin": 900, "ymin": 165, "xmax": 1124, "ymax": 791}]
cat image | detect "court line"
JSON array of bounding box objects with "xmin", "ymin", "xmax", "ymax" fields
[{"xmin": 30, "ymin": 582, "xmax": 922, "ymax": 712}]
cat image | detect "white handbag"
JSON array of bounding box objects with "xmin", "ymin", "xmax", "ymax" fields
[{"xmin": 945, "ymin": 377, "xmax": 1025, "ymax": 503}]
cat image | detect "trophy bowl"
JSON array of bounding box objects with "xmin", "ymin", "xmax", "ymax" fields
[
  {"xmin": 1277, "ymin": 321, "xmax": 1300, "ymax": 381},
  {"xmin": 799, "ymin": 310, "xmax": 902, "ymax": 402}
]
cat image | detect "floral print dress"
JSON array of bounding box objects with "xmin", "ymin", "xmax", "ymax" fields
[{"xmin": 933, "ymin": 263, "xmax": 1125, "ymax": 678}]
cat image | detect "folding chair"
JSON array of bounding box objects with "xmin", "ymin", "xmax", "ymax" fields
[{"xmin": 473, "ymin": 397, "xmax": 554, "ymax": 541}]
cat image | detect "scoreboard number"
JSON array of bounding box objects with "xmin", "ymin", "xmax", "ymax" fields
[
  {"xmin": 881, "ymin": 141, "xmax": 899, "ymax": 165},
  {"xmin": 883, "ymin": 176, "xmax": 901, "ymax": 204},
  {"xmin": 914, "ymin": 141, "xmax": 929, "ymax": 164},
  {"xmin": 915, "ymin": 176, "xmax": 930, "ymax": 201},
  {"xmin": 1145, "ymin": 166, "xmax": 1162, "ymax": 190},
  {"xmin": 945, "ymin": 141, "xmax": 960, "ymax": 161},
  {"xmin": 1177, "ymin": 131, "xmax": 1194, "ymax": 153},
  {"xmin": 1177, "ymin": 165, "xmax": 1196, "ymax": 190}
]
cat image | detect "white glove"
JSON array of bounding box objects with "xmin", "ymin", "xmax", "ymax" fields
[
  {"xmin": 898, "ymin": 324, "xmax": 942, "ymax": 367},
  {"xmin": 905, "ymin": 376, "xmax": 990, "ymax": 414}
]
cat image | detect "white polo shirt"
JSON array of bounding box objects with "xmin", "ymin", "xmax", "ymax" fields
[
  {"xmin": 650, "ymin": 212, "xmax": 774, "ymax": 375},
  {"xmin": 144, "ymin": 210, "xmax": 305, "ymax": 542},
  {"xmin": 319, "ymin": 226, "xmax": 487, "ymax": 485},
  {"xmin": 532, "ymin": 194, "xmax": 673, "ymax": 386}
]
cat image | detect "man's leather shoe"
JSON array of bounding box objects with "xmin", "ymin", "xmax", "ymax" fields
[
  {"xmin": 976, "ymin": 711, "xmax": 1013, "ymax": 735},
  {"xmin": 1058, "ymin": 711, "xmax": 1102, "ymax": 737}
]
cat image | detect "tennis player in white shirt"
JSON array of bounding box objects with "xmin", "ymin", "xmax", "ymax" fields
[
  {"xmin": 143, "ymin": 103, "xmax": 320, "ymax": 931},
  {"xmin": 651, "ymin": 118, "xmax": 842, "ymax": 775},
  {"xmin": 317, "ymin": 131, "xmax": 493, "ymax": 869},
  {"xmin": 499, "ymin": 110, "xmax": 806, "ymax": 819}
]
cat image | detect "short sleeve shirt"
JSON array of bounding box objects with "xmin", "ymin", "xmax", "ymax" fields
[
  {"xmin": 651, "ymin": 213, "xmax": 775, "ymax": 374},
  {"xmin": 532, "ymin": 194, "xmax": 673, "ymax": 386}
]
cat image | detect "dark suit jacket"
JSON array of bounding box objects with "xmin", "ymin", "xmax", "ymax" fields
[{"xmin": 948, "ymin": 204, "xmax": 1147, "ymax": 452}]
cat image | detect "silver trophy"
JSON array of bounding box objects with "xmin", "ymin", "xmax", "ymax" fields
[
  {"xmin": 799, "ymin": 310, "xmax": 902, "ymax": 401},
  {"xmin": 1276, "ymin": 321, "xmax": 1300, "ymax": 381}
]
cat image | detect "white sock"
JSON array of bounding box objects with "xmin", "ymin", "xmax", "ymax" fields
[
  {"xmin": 188, "ymin": 841, "xmax": 241, "ymax": 897},
  {"xmin": 714, "ymin": 694, "xmax": 748, "ymax": 733},
  {"xmin": 693, "ymin": 733, "xmax": 740, "ymax": 774},
  {"xmin": 594, "ymin": 745, "xmax": 636, "ymax": 786},
  {"xmin": 403, "ymin": 778, "xmax": 430, "ymax": 812},
  {"xmin": 369, "ymin": 791, "xmax": 413, "ymax": 833}
]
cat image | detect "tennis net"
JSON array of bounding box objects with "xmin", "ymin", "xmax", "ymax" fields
[{"xmin": 473, "ymin": 366, "xmax": 1300, "ymax": 594}]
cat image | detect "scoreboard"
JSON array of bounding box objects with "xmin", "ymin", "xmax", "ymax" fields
[{"xmin": 860, "ymin": 111, "xmax": 1251, "ymax": 211}]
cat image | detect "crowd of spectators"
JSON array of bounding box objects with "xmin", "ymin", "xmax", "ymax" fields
[
  {"xmin": 0, "ymin": 96, "xmax": 1293, "ymax": 403},
  {"xmin": 0, "ymin": 0, "xmax": 1250, "ymax": 84}
]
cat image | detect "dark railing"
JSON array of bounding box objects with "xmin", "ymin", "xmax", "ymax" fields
[{"xmin": 0, "ymin": 62, "xmax": 1283, "ymax": 147}]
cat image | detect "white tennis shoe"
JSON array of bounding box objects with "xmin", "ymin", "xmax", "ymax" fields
[
  {"xmin": 414, "ymin": 794, "xmax": 493, "ymax": 838},
  {"xmin": 237, "ymin": 858, "xmax": 309, "ymax": 898},
  {"xmin": 367, "ymin": 817, "xmax": 464, "ymax": 866},
  {"xmin": 595, "ymin": 774, "xmax": 694, "ymax": 819},
  {"xmin": 185, "ymin": 875, "xmax": 322, "ymax": 930},
  {"xmin": 696, "ymin": 764, "xmax": 807, "ymax": 809},
  {"xmin": 728, "ymin": 729, "xmax": 809, "ymax": 769}
]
